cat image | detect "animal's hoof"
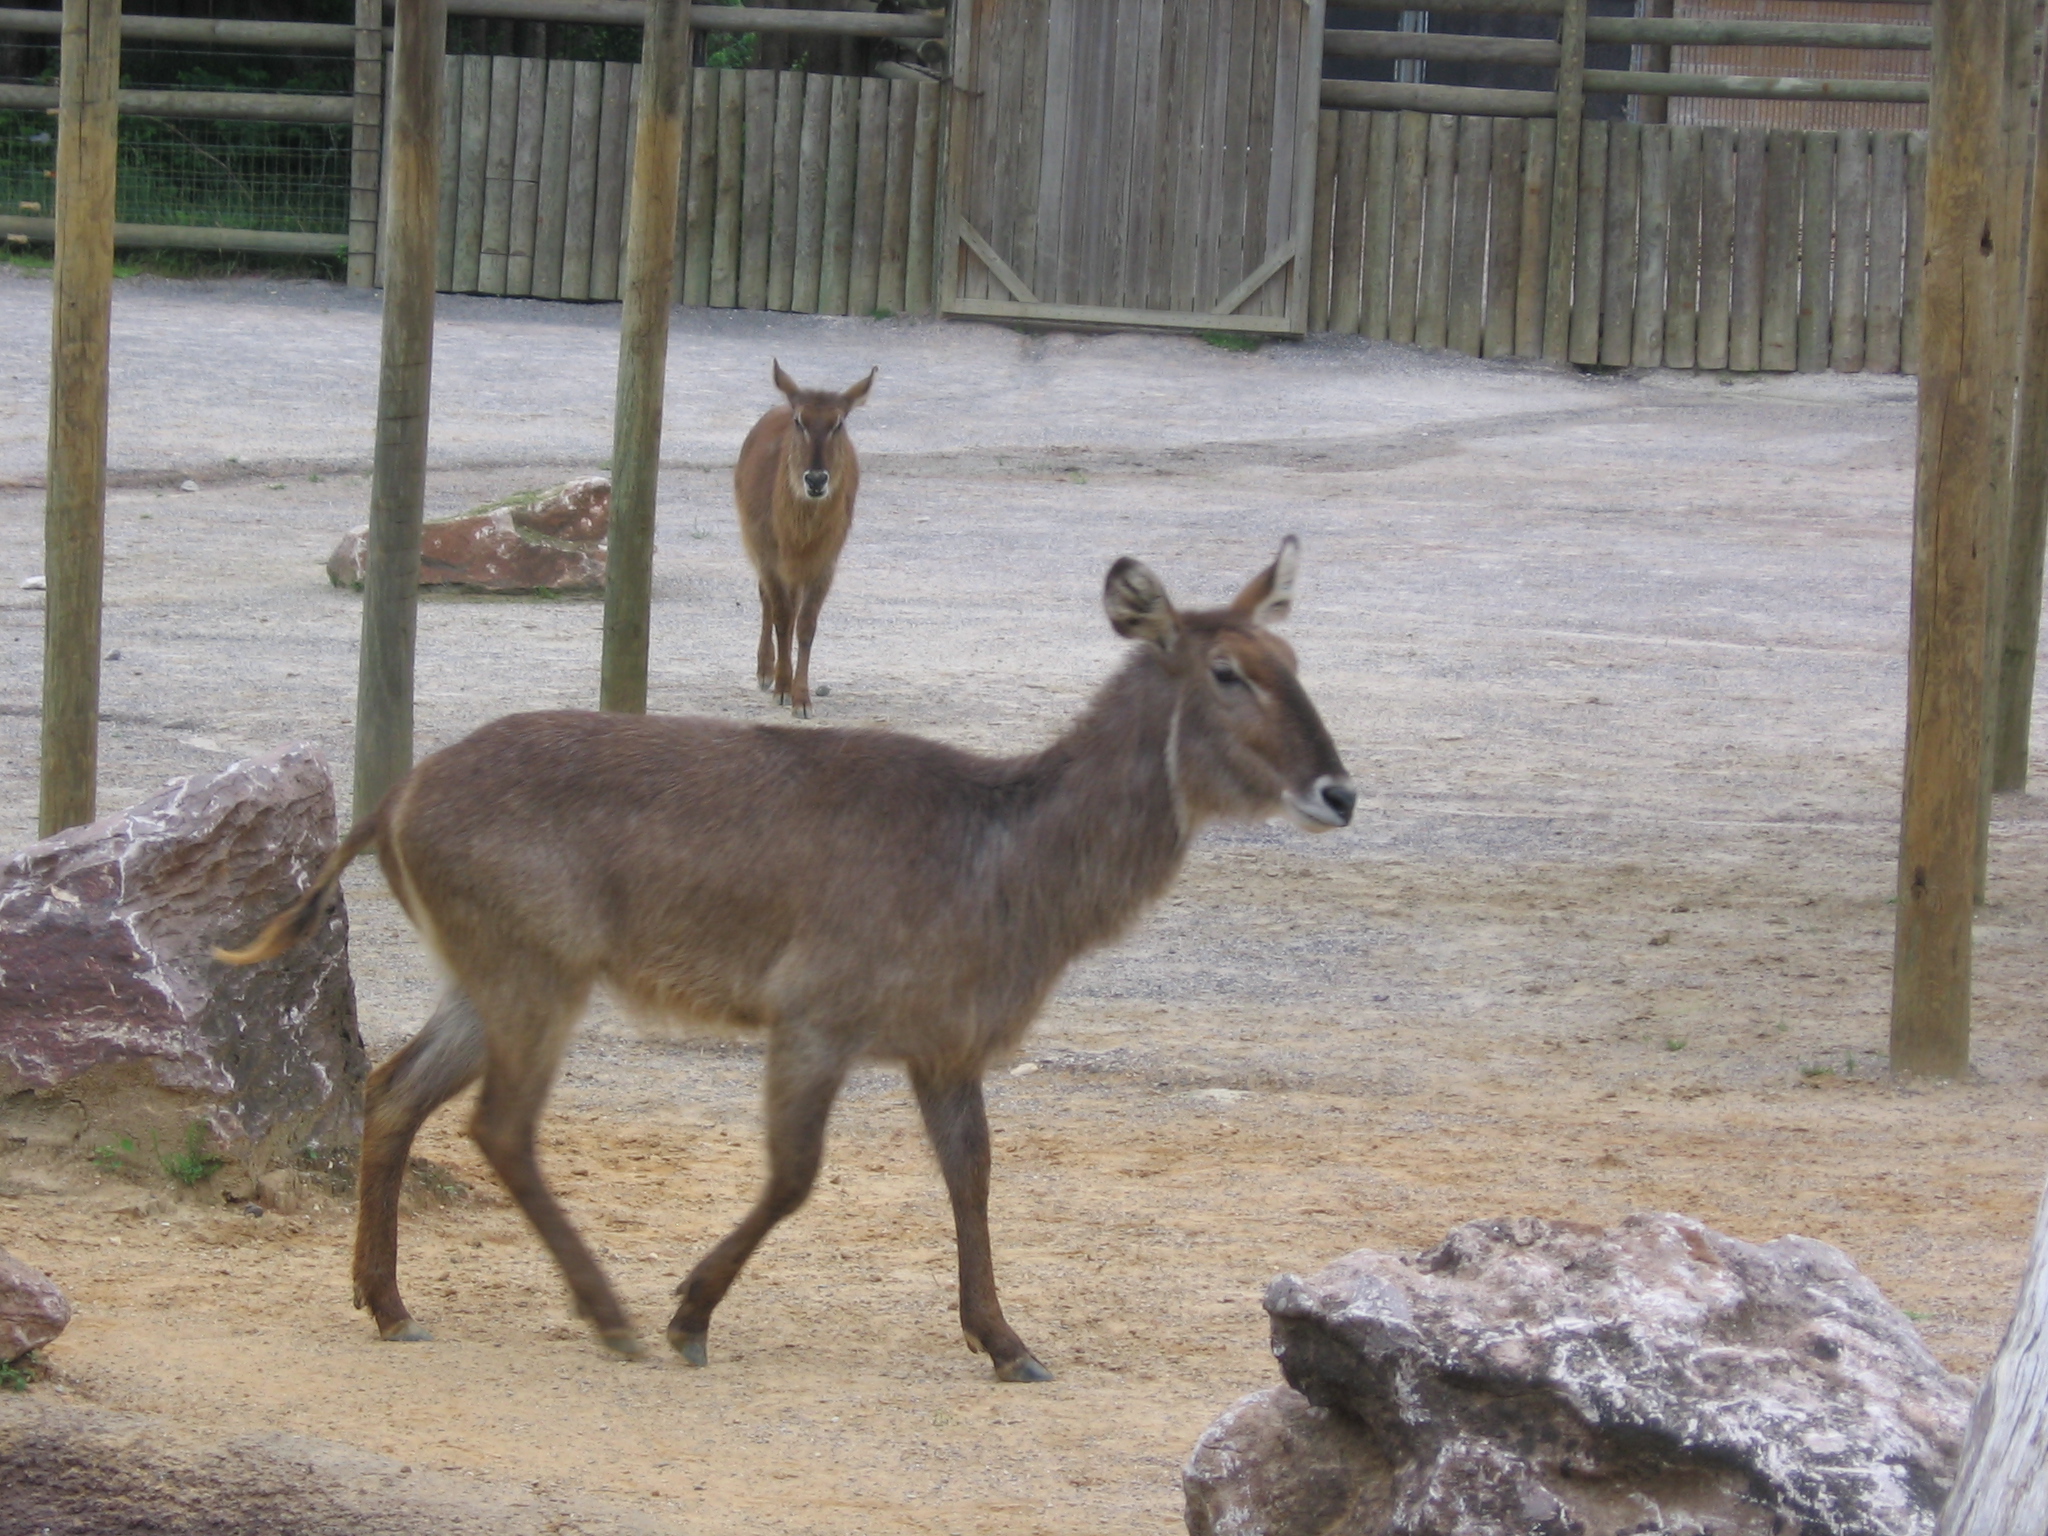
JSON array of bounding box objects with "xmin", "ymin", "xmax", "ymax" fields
[
  {"xmin": 379, "ymin": 1318, "xmax": 433, "ymax": 1343},
  {"xmin": 600, "ymin": 1329, "xmax": 646, "ymax": 1360},
  {"xmin": 791, "ymin": 702, "xmax": 811, "ymax": 720},
  {"xmin": 757, "ymin": 676, "xmax": 774, "ymax": 693},
  {"xmin": 994, "ymin": 1354, "xmax": 1052, "ymax": 1383},
  {"xmin": 669, "ymin": 1329, "xmax": 709, "ymax": 1367}
]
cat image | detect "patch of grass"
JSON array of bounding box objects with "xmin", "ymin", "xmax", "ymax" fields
[
  {"xmin": 0, "ymin": 1353, "xmax": 36, "ymax": 1392},
  {"xmin": 870, "ymin": 306, "xmax": 895, "ymax": 320},
  {"xmin": 1199, "ymin": 330, "xmax": 1262, "ymax": 353},
  {"xmin": 1799, "ymin": 1061, "xmax": 1835, "ymax": 1079},
  {"xmin": 157, "ymin": 1121, "xmax": 225, "ymax": 1187},
  {"xmin": 91, "ymin": 1133, "xmax": 138, "ymax": 1174},
  {"xmin": 1663, "ymin": 1036, "xmax": 1687, "ymax": 1052}
]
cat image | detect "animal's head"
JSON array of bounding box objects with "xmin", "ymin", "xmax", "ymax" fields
[
  {"xmin": 773, "ymin": 360, "xmax": 877, "ymax": 501},
  {"xmin": 1104, "ymin": 537, "xmax": 1354, "ymax": 832}
]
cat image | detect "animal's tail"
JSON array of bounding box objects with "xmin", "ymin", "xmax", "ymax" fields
[{"xmin": 213, "ymin": 814, "xmax": 381, "ymax": 965}]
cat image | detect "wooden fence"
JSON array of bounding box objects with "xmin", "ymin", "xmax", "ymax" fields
[
  {"xmin": 1304, "ymin": 108, "xmax": 1925, "ymax": 372},
  {"xmin": 412, "ymin": 56, "xmax": 942, "ymax": 314}
]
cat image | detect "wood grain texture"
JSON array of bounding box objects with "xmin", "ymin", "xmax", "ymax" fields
[
  {"xmin": 1727, "ymin": 128, "xmax": 1764, "ymax": 371},
  {"xmin": 680, "ymin": 66, "xmax": 716, "ymax": 307},
  {"xmin": 1363, "ymin": 110, "xmax": 1399, "ymax": 340},
  {"xmin": 1795, "ymin": 130, "xmax": 1833, "ymax": 372},
  {"xmin": 1599, "ymin": 121, "xmax": 1638, "ymax": 367},
  {"xmin": 821, "ymin": 72, "xmax": 856, "ymax": 314},
  {"xmin": 1568, "ymin": 119, "xmax": 1606, "ymax": 366},
  {"xmin": 1485, "ymin": 115, "xmax": 1523, "ymax": 358},
  {"xmin": 1698, "ymin": 125, "xmax": 1734, "ymax": 370},
  {"xmin": 1416, "ymin": 113, "xmax": 1457, "ymax": 349},
  {"xmin": 737, "ymin": 68, "xmax": 774, "ymax": 312},
  {"xmin": 1759, "ymin": 128, "xmax": 1799, "ymax": 371},
  {"xmin": 1902, "ymin": 130, "xmax": 1926, "ymax": 375},
  {"xmin": 1866, "ymin": 129, "xmax": 1907, "ymax": 374},
  {"xmin": 792, "ymin": 71, "xmax": 828, "ymax": 313},
  {"xmin": 1542, "ymin": 0, "xmax": 1588, "ymax": 361},
  {"xmin": 1390, "ymin": 111, "xmax": 1428, "ymax": 345},
  {"xmin": 560, "ymin": 59, "xmax": 602, "ymax": 301},
  {"xmin": 588, "ymin": 61, "xmax": 633, "ymax": 302},
  {"xmin": 709, "ymin": 64, "xmax": 742, "ymax": 307},
  {"xmin": 532, "ymin": 59, "xmax": 573, "ymax": 300},
  {"xmin": 907, "ymin": 78, "xmax": 939, "ymax": 315},
  {"xmin": 1447, "ymin": 114, "xmax": 1490, "ymax": 355},
  {"xmin": 453, "ymin": 53, "xmax": 489, "ymax": 292},
  {"xmin": 1514, "ymin": 117, "xmax": 1552, "ymax": 356},
  {"xmin": 766, "ymin": 71, "xmax": 801, "ymax": 313},
  {"xmin": 1309, "ymin": 109, "xmax": 1338, "ymax": 331},
  {"xmin": 850, "ymin": 75, "xmax": 888, "ymax": 316},
  {"xmin": 1833, "ymin": 128, "xmax": 1872, "ymax": 373},
  {"xmin": 435, "ymin": 53, "xmax": 460, "ymax": 290},
  {"xmin": 1663, "ymin": 124, "xmax": 1700, "ymax": 368},
  {"xmin": 506, "ymin": 56, "xmax": 544, "ymax": 296},
  {"xmin": 878, "ymin": 76, "xmax": 915, "ymax": 314},
  {"xmin": 1632, "ymin": 124, "xmax": 1667, "ymax": 369},
  {"xmin": 477, "ymin": 54, "xmax": 517, "ymax": 294}
]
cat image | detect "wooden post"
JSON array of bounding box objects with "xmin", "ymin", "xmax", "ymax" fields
[
  {"xmin": 1937, "ymin": 1165, "xmax": 2048, "ymax": 1534},
  {"xmin": 598, "ymin": 0, "xmax": 690, "ymax": 717},
  {"xmin": 347, "ymin": 0, "xmax": 383, "ymax": 288},
  {"xmin": 1997, "ymin": 37, "xmax": 2048, "ymax": 793},
  {"xmin": 353, "ymin": 0, "xmax": 445, "ymax": 820},
  {"xmin": 1543, "ymin": 0, "xmax": 1589, "ymax": 362},
  {"xmin": 1889, "ymin": 0, "xmax": 2008, "ymax": 1079},
  {"xmin": 38, "ymin": 0, "xmax": 118, "ymax": 837},
  {"xmin": 1635, "ymin": 0, "xmax": 1673, "ymax": 126}
]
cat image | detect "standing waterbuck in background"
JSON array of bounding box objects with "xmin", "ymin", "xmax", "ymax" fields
[
  {"xmin": 216, "ymin": 539, "xmax": 1353, "ymax": 1381},
  {"xmin": 734, "ymin": 360, "xmax": 875, "ymax": 717}
]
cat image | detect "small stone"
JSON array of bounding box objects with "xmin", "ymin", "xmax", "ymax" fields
[
  {"xmin": 179, "ymin": 479, "xmax": 198, "ymax": 492},
  {"xmin": 0, "ymin": 1247, "xmax": 70, "ymax": 1361},
  {"xmin": 20, "ymin": 575, "xmax": 44, "ymax": 591}
]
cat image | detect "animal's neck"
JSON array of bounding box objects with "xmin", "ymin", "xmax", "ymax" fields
[{"xmin": 992, "ymin": 655, "xmax": 1194, "ymax": 963}]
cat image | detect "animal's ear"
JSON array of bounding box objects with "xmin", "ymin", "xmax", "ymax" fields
[
  {"xmin": 1229, "ymin": 535, "xmax": 1300, "ymax": 627},
  {"xmin": 841, "ymin": 367, "xmax": 877, "ymax": 409},
  {"xmin": 1104, "ymin": 557, "xmax": 1180, "ymax": 651},
  {"xmin": 772, "ymin": 359, "xmax": 801, "ymax": 402}
]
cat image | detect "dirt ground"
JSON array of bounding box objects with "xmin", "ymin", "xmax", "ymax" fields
[{"xmin": 3, "ymin": 267, "xmax": 2047, "ymax": 1535}]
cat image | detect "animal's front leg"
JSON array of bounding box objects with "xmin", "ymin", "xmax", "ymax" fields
[
  {"xmin": 910, "ymin": 1065, "xmax": 1050, "ymax": 1382},
  {"xmin": 789, "ymin": 579, "xmax": 831, "ymax": 719}
]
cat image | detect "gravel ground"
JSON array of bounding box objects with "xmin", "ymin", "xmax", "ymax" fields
[{"xmin": 3, "ymin": 265, "xmax": 2045, "ymax": 1536}]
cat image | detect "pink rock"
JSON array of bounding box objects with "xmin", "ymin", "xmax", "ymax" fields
[
  {"xmin": 1186, "ymin": 1213, "xmax": 1975, "ymax": 1536},
  {"xmin": 0, "ymin": 747, "xmax": 365, "ymax": 1178},
  {"xmin": 0, "ymin": 1248, "xmax": 69, "ymax": 1361},
  {"xmin": 326, "ymin": 476, "xmax": 611, "ymax": 594}
]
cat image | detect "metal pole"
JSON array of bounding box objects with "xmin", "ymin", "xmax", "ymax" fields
[
  {"xmin": 599, "ymin": 0, "xmax": 691, "ymax": 715},
  {"xmin": 38, "ymin": 0, "xmax": 118, "ymax": 837},
  {"xmin": 353, "ymin": 0, "xmax": 445, "ymax": 818}
]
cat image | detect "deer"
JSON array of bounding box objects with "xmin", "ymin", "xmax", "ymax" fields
[
  {"xmin": 215, "ymin": 538, "xmax": 1354, "ymax": 1383},
  {"xmin": 734, "ymin": 360, "xmax": 876, "ymax": 718}
]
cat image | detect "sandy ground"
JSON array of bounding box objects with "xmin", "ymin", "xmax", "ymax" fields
[{"xmin": 3, "ymin": 266, "xmax": 2047, "ymax": 1534}]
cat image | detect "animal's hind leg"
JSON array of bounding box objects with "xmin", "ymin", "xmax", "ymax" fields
[
  {"xmin": 769, "ymin": 582, "xmax": 797, "ymax": 706},
  {"xmin": 354, "ymin": 988, "xmax": 486, "ymax": 1342},
  {"xmin": 668, "ymin": 1031, "xmax": 852, "ymax": 1365},
  {"xmin": 461, "ymin": 968, "xmax": 642, "ymax": 1356},
  {"xmin": 910, "ymin": 1064, "xmax": 1050, "ymax": 1382},
  {"xmin": 755, "ymin": 579, "xmax": 779, "ymax": 693}
]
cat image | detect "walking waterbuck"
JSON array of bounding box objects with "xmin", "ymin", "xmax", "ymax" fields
[
  {"xmin": 735, "ymin": 361, "xmax": 875, "ymax": 717},
  {"xmin": 216, "ymin": 539, "xmax": 1353, "ymax": 1381}
]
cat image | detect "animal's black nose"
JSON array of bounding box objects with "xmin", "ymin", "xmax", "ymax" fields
[
  {"xmin": 803, "ymin": 471, "xmax": 828, "ymax": 496},
  {"xmin": 1321, "ymin": 780, "xmax": 1356, "ymax": 826}
]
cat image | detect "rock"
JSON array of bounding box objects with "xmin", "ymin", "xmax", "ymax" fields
[
  {"xmin": 1185, "ymin": 1213, "xmax": 1974, "ymax": 1536},
  {"xmin": 0, "ymin": 1248, "xmax": 69, "ymax": 1361},
  {"xmin": 0, "ymin": 746, "xmax": 366, "ymax": 1181},
  {"xmin": 325, "ymin": 476, "xmax": 610, "ymax": 594}
]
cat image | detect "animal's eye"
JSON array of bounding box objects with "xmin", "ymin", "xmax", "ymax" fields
[{"xmin": 1211, "ymin": 658, "xmax": 1246, "ymax": 687}]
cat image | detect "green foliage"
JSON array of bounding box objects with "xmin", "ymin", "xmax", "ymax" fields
[
  {"xmin": 90, "ymin": 1134, "xmax": 138, "ymax": 1174},
  {"xmin": 157, "ymin": 1122, "xmax": 225, "ymax": 1187},
  {"xmin": 1199, "ymin": 330, "xmax": 1262, "ymax": 353},
  {"xmin": 1662, "ymin": 1036, "xmax": 1687, "ymax": 1052},
  {"xmin": 706, "ymin": 0, "xmax": 759, "ymax": 68},
  {"xmin": 0, "ymin": 1354, "xmax": 36, "ymax": 1392}
]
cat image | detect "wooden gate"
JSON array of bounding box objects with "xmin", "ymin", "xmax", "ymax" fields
[{"xmin": 942, "ymin": 0, "xmax": 1329, "ymax": 336}]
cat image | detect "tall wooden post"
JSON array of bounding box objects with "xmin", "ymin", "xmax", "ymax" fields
[
  {"xmin": 599, "ymin": 0, "xmax": 691, "ymax": 715},
  {"xmin": 1542, "ymin": 0, "xmax": 1588, "ymax": 363},
  {"xmin": 1995, "ymin": 8, "xmax": 2048, "ymax": 793},
  {"xmin": 353, "ymin": 0, "xmax": 445, "ymax": 819},
  {"xmin": 38, "ymin": 0, "xmax": 118, "ymax": 838},
  {"xmin": 1890, "ymin": 0, "xmax": 2009, "ymax": 1079}
]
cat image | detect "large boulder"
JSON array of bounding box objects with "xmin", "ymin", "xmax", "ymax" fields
[
  {"xmin": 326, "ymin": 475, "xmax": 609, "ymax": 594},
  {"xmin": 1185, "ymin": 1213, "xmax": 1974, "ymax": 1536},
  {"xmin": 0, "ymin": 747, "xmax": 365, "ymax": 1182},
  {"xmin": 0, "ymin": 1248, "xmax": 69, "ymax": 1362}
]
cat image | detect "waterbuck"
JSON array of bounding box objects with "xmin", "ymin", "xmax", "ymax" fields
[
  {"xmin": 734, "ymin": 360, "xmax": 875, "ymax": 718},
  {"xmin": 216, "ymin": 538, "xmax": 1354, "ymax": 1381}
]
